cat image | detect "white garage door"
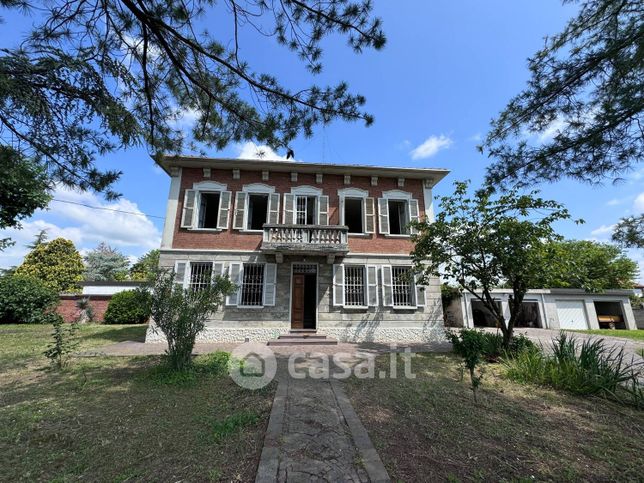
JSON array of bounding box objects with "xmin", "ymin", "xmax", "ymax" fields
[{"xmin": 556, "ymin": 300, "xmax": 589, "ymax": 330}]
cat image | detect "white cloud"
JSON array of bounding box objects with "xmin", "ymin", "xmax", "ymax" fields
[
  {"xmin": 633, "ymin": 192, "xmax": 644, "ymax": 213},
  {"xmin": 409, "ymin": 135, "xmax": 453, "ymax": 160},
  {"xmin": 606, "ymin": 198, "xmax": 624, "ymax": 206},
  {"xmin": 469, "ymin": 133, "xmax": 482, "ymax": 142},
  {"xmin": 236, "ymin": 142, "xmax": 296, "ymax": 161},
  {"xmin": 590, "ymin": 224, "xmax": 615, "ymax": 238},
  {"xmin": 537, "ymin": 117, "xmax": 567, "ymax": 143}
]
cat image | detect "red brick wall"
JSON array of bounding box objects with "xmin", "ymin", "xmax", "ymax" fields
[
  {"xmin": 57, "ymin": 296, "xmax": 111, "ymax": 323},
  {"xmin": 173, "ymin": 168, "xmax": 427, "ymax": 254}
]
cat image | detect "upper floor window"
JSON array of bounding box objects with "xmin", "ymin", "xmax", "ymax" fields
[
  {"xmin": 233, "ymin": 184, "xmax": 280, "ymax": 231},
  {"xmin": 198, "ymin": 193, "xmax": 220, "ymax": 229},
  {"xmin": 338, "ymin": 188, "xmax": 375, "ymax": 234},
  {"xmin": 181, "ymin": 181, "xmax": 231, "ymax": 230},
  {"xmin": 284, "ymin": 187, "xmax": 328, "ymax": 225},
  {"xmin": 378, "ymin": 191, "xmax": 419, "ymax": 236},
  {"xmin": 295, "ymin": 195, "xmax": 317, "ymax": 225}
]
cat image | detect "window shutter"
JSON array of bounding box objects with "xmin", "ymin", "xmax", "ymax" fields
[
  {"xmin": 233, "ymin": 192, "xmax": 247, "ymax": 230},
  {"xmin": 217, "ymin": 191, "xmax": 231, "ymax": 229},
  {"xmin": 283, "ymin": 194, "xmax": 294, "ymax": 224},
  {"xmin": 267, "ymin": 193, "xmax": 281, "ymax": 225},
  {"xmin": 339, "ymin": 197, "xmax": 345, "ymax": 225},
  {"xmin": 318, "ymin": 195, "xmax": 329, "ymax": 225},
  {"xmin": 381, "ymin": 265, "xmax": 393, "ymax": 306},
  {"xmin": 365, "ymin": 197, "xmax": 375, "ymax": 233},
  {"xmin": 333, "ymin": 264, "xmax": 345, "ymax": 306},
  {"xmin": 378, "ymin": 198, "xmax": 390, "ymax": 234},
  {"xmin": 174, "ymin": 261, "xmax": 188, "ymax": 290},
  {"xmin": 180, "ymin": 190, "xmax": 196, "ymax": 228},
  {"xmin": 415, "ymin": 275, "xmax": 426, "ymax": 307},
  {"xmin": 226, "ymin": 263, "xmax": 242, "ymax": 305},
  {"xmin": 408, "ymin": 199, "xmax": 420, "ymax": 234},
  {"xmin": 213, "ymin": 262, "xmax": 225, "ymax": 282},
  {"xmin": 366, "ymin": 265, "xmax": 378, "ymax": 306},
  {"xmin": 263, "ymin": 263, "xmax": 277, "ymax": 306}
]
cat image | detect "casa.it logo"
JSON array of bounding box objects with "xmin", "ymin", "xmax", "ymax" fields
[{"xmin": 229, "ymin": 342, "xmax": 277, "ymax": 389}]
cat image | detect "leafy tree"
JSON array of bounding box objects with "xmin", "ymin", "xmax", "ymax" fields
[
  {"xmin": 612, "ymin": 214, "xmax": 644, "ymax": 249},
  {"xmin": 84, "ymin": 243, "xmax": 130, "ymax": 281},
  {"xmin": 532, "ymin": 240, "xmax": 639, "ymax": 290},
  {"xmin": 0, "ymin": 0, "xmax": 385, "ymax": 201},
  {"xmin": 16, "ymin": 238, "xmax": 84, "ymax": 293},
  {"xmin": 26, "ymin": 229, "xmax": 49, "ymax": 250},
  {"xmin": 0, "ymin": 147, "xmax": 51, "ymax": 250},
  {"xmin": 130, "ymin": 249, "xmax": 160, "ymax": 281},
  {"xmin": 482, "ymin": 0, "xmax": 643, "ymax": 187},
  {"xmin": 412, "ymin": 181, "xmax": 574, "ymax": 347}
]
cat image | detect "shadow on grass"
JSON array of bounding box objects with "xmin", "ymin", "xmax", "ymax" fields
[{"xmin": 77, "ymin": 324, "xmax": 148, "ymax": 345}]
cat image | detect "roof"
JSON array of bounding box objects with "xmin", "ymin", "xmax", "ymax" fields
[
  {"xmin": 464, "ymin": 288, "xmax": 634, "ymax": 297},
  {"xmin": 157, "ymin": 155, "xmax": 450, "ymax": 186}
]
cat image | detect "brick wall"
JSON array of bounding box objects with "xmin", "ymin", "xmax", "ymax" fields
[
  {"xmin": 57, "ymin": 295, "xmax": 111, "ymax": 323},
  {"xmin": 173, "ymin": 167, "xmax": 427, "ymax": 254}
]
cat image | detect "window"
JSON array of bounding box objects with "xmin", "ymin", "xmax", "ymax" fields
[
  {"xmin": 240, "ymin": 263, "xmax": 265, "ymax": 306},
  {"xmin": 344, "ymin": 266, "xmax": 366, "ymax": 306},
  {"xmin": 247, "ymin": 194, "xmax": 269, "ymax": 230},
  {"xmin": 198, "ymin": 192, "xmax": 220, "ymax": 229},
  {"xmin": 344, "ymin": 198, "xmax": 363, "ymax": 233},
  {"xmin": 295, "ymin": 195, "xmax": 316, "ymax": 225},
  {"xmin": 388, "ymin": 200, "xmax": 409, "ymax": 235},
  {"xmin": 392, "ymin": 266, "xmax": 414, "ymax": 306},
  {"xmin": 189, "ymin": 262, "xmax": 213, "ymax": 291}
]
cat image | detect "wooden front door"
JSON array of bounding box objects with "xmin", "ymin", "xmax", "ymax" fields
[{"xmin": 291, "ymin": 274, "xmax": 305, "ymax": 329}]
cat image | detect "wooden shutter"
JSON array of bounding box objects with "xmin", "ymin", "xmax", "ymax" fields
[
  {"xmin": 378, "ymin": 198, "xmax": 389, "ymax": 234},
  {"xmin": 267, "ymin": 193, "xmax": 280, "ymax": 224},
  {"xmin": 213, "ymin": 262, "xmax": 225, "ymax": 282},
  {"xmin": 339, "ymin": 197, "xmax": 345, "ymax": 225},
  {"xmin": 226, "ymin": 263, "xmax": 242, "ymax": 305},
  {"xmin": 381, "ymin": 265, "xmax": 393, "ymax": 306},
  {"xmin": 318, "ymin": 195, "xmax": 329, "ymax": 225},
  {"xmin": 217, "ymin": 191, "xmax": 231, "ymax": 229},
  {"xmin": 233, "ymin": 192, "xmax": 247, "ymax": 230},
  {"xmin": 415, "ymin": 275, "xmax": 426, "ymax": 307},
  {"xmin": 333, "ymin": 264, "xmax": 344, "ymax": 306},
  {"xmin": 366, "ymin": 265, "xmax": 378, "ymax": 307},
  {"xmin": 408, "ymin": 199, "xmax": 420, "ymax": 234},
  {"xmin": 283, "ymin": 194, "xmax": 294, "ymax": 223},
  {"xmin": 263, "ymin": 263, "xmax": 277, "ymax": 306},
  {"xmin": 174, "ymin": 261, "xmax": 188, "ymax": 290},
  {"xmin": 365, "ymin": 197, "xmax": 375, "ymax": 233},
  {"xmin": 180, "ymin": 190, "xmax": 196, "ymax": 228}
]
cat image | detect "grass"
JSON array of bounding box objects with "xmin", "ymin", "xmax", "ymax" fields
[
  {"xmin": 0, "ymin": 324, "xmax": 275, "ymax": 482},
  {"xmin": 345, "ymin": 352, "xmax": 644, "ymax": 482},
  {"xmin": 568, "ymin": 329, "xmax": 644, "ymax": 342}
]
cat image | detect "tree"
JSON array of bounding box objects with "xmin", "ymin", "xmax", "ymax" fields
[
  {"xmin": 84, "ymin": 243, "xmax": 130, "ymax": 281},
  {"xmin": 612, "ymin": 214, "xmax": 644, "ymax": 249},
  {"xmin": 0, "ymin": 0, "xmax": 385, "ymax": 201},
  {"xmin": 16, "ymin": 238, "xmax": 84, "ymax": 293},
  {"xmin": 482, "ymin": 0, "xmax": 643, "ymax": 187},
  {"xmin": 531, "ymin": 240, "xmax": 638, "ymax": 290},
  {"xmin": 27, "ymin": 229, "xmax": 49, "ymax": 250},
  {"xmin": 0, "ymin": 147, "xmax": 51, "ymax": 250},
  {"xmin": 130, "ymin": 249, "xmax": 160, "ymax": 281},
  {"xmin": 411, "ymin": 181, "xmax": 574, "ymax": 347}
]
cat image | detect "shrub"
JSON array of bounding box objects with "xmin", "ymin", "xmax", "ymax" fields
[
  {"xmin": 445, "ymin": 329, "xmax": 486, "ymax": 402},
  {"xmin": 103, "ymin": 289, "xmax": 152, "ymax": 324},
  {"xmin": 0, "ymin": 274, "xmax": 58, "ymax": 324},
  {"xmin": 44, "ymin": 315, "xmax": 79, "ymax": 369},
  {"xmin": 446, "ymin": 328, "xmax": 537, "ymax": 362}
]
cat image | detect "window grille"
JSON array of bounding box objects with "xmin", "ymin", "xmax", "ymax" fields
[
  {"xmin": 296, "ymin": 196, "xmax": 307, "ymax": 224},
  {"xmin": 344, "ymin": 266, "xmax": 366, "ymax": 306},
  {"xmin": 392, "ymin": 266, "xmax": 414, "ymax": 306},
  {"xmin": 240, "ymin": 263, "xmax": 265, "ymax": 306},
  {"xmin": 189, "ymin": 262, "xmax": 213, "ymax": 291}
]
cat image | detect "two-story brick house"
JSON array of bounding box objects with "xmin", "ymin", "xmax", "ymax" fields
[{"xmin": 146, "ymin": 155, "xmax": 449, "ymax": 343}]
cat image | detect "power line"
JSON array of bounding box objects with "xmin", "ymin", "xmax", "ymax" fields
[{"xmin": 51, "ymin": 199, "xmax": 165, "ymax": 220}]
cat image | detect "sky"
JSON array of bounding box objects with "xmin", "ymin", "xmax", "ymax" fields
[{"xmin": 1, "ymin": 1, "xmax": 642, "ymax": 280}]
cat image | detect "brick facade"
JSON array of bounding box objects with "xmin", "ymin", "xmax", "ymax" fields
[{"xmin": 57, "ymin": 295, "xmax": 111, "ymax": 323}]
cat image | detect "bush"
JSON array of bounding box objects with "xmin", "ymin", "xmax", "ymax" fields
[
  {"xmin": 43, "ymin": 315, "xmax": 79, "ymax": 369},
  {"xmin": 446, "ymin": 328, "xmax": 537, "ymax": 362},
  {"xmin": 0, "ymin": 274, "xmax": 58, "ymax": 324},
  {"xmin": 103, "ymin": 289, "xmax": 152, "ymax": 324}
]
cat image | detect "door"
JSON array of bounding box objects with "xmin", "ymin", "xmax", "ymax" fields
[
  {"xmin": 556, "ymin": 300, "xmax": 589, "ymax": 330},
  {"xmin": 291, "ymin": 274, "xmax": 305, "ymax": 329}
]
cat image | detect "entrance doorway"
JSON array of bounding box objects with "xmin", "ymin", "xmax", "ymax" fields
[{"xmin": 291, "ymin": 264, "xmax": 317, "ymax": 329}]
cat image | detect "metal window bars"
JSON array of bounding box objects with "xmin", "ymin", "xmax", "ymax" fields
[
  {"xmin": 295, "ymin": 196, "xmax": 307, "ymax": 224},
  {"xmin": 344, "ymin": 265, "xmax": 366, "ymax": 306},
  {"xmin": 189, "ymin": 262, "xmax": 213, "ymax": 291},
  {"xmin": 392, "ymin": 266, "xmax": 414, "ymax": 306},
  {"xmin": 240, "ymin": 263, "xmax": 265, "ymax": 306}
]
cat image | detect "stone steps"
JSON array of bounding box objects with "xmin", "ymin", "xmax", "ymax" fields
[{"xmin": 267, "ymin": 330, "xmax": 338, "ymax": 346}]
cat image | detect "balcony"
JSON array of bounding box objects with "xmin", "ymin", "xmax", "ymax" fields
[{"xmin": 261, "ymin": 224, "xmax": 349, "ymax": 263}]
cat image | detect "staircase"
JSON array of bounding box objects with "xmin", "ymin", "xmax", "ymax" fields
[{"xmin": 267, "ymin": 330, "xmax": 338, "ymax": 346}]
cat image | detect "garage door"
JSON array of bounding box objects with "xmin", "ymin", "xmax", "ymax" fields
[{"xmin": 556, "ymin": 300, "xmax": 589, "ymax": 330}]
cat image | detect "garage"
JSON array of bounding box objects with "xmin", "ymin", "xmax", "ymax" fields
[{"xmin": 555, "ymin": 300, "xmax": 589, "ymax": 330}]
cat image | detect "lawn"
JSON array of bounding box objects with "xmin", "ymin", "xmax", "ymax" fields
[
  {"xmin": 567, "ymin": 329, "xmax": 644, "ymax": 342},
  {"xmin": 0, "ymin": 324, "xmax": 275, "ymax": 482},
  {"xmin": 345, "ymin": 353, "xmax": 644, "ymax": 482}
]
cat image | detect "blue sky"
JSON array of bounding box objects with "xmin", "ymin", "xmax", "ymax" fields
[{"xmin": 1, "ymin": 1, "xmax": 642, "ymax": 280}]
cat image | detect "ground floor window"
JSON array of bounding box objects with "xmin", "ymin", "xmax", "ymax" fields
[
  {"xmin": 189, "ymin": 262, "xmax": 213, "ymax": 291},
  {"xmin": 240, "ymin": 263, "xmax": 265, "ymax": 306},
  {"xmin": 392, "ymin": 266, "xmax": 414, "ymax": 307},
  {"xmin": 344, "ymin": 265, "xmax": 366, "ymax": 306}
]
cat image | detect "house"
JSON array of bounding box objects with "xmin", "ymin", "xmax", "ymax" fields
[{"xmin": 146, "ymin": 155, "xmax": 449, "ymax": 343}]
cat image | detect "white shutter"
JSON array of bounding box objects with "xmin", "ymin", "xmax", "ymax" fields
[
  {"xmin": 263, "ymin": 263, "xmax": 277, "ymax": 306},
  {"xmin": 318, "ymin": 195, "xmax": 329, "ymax": 225},
  {"xmin": 339, "ymin": 197, "xmax": 345, "ymax": 225},
  {"xmin": 180, "ymin": 190, "xmax": 196, "ymax": 228},
  {"xmin": 378, "ymin": 198, "xmax": 390, "ymax": 234},
  {"xmin": 217, "ymin": 191, "xmax": 231, "ymax": 229},
  {"xmin": 283, "ymin": 194, "xmax": 294, "ymax": 224},
  {"xmin": 267, "ymin": 193, "xmax": 280, "ymax": 225},
  {"xmin": 365, "ymin": 197, "xmax": 375, "ymax": 233},
  {"xmin": 333, "ymin": 264, "xmax": 345, "ymax": 307},
  {"xmin": 415, "ymin": 274, "xmax": 425, "ymax": 307},
  {"xmin": 366, "ymin": 265, "xmax": 378, "ymax": 307},
  {"xmin": 174, "ymin": 261, "xmax": 188, "ymax": 290},
  {"xmin": 408, "ymin": 199, "xmax": 420, "ymax": 234},
  {"xmin": 226, "ymin": 263, "xmax": 242, "ymax": 305},
  {"xmin": 381, "ymin": 265, "xmax": 393, "ymax": 306},
  {"xmin": 213, "ymin": 262, "xmax": 225, "ymax": 282},
  {"xmin": 233, "ymin": 192, "xmax": 247, "ymax": 230}
]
